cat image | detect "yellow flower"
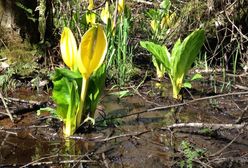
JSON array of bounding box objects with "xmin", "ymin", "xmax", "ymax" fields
[
  {"xmin": 88, "ymin": 0, "xmax": 94, "ymax": 10},
  {"xmin": 86, "ymin": 12, "xmax": 96, "ymax": 25},
  {"xmin": 118, "ymin": 0, "xmax": 125, "ymax": 14},
  {"xmin": 150, "ymin": 20, "xmax": 158, "ymax": 32},
  {"xmin": 100, "ymin": 2, "xmax": 110, "ymax": 24},
  {"xmin": 160, "ymin": 12, "xmax": 176, "ymax": 28},
  {"xmin": 60, "ymin": 27, "xmax": 77, "ymax": 70},
  {"xmin": 77, "ymin": 24, "xmax": 107, "ymax": 79}
]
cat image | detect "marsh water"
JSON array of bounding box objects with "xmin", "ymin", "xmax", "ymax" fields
[{"xmin": 0, "ymin": 77, "xmax": 248, "ymax": 167}]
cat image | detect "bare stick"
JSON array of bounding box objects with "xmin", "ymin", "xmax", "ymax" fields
[
  {"xmin": 209, "ymin": 134, "xmax": 240, "ymax": 157},
  {"xmin": 98, "ymin": 91, "xmax": 248, "ymax": 121},
  {"xmin": 0, "ymin": 92, "xmax": 14, "ymax": 122},
  {"xmin": 70, "ymin": 130, "xmax": 150, "ymax": 142},
  {"xmin": 20, "ymin": 154, "xmax": 96, "ymax": 168},
  {"xmin": 163, "ymin": 122, "xmax": 247, "ymax": 130},
  {"xmin": 149, "ymin": 91, "xmax": 248, "ymax": 112},
  {"xmin": 0, "ymin": 57, "xmax": 7, "ymax": 62}
]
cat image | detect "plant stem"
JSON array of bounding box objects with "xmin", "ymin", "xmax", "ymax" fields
[
  {"xmin": 77, "ymin": 76, "xmax": 89, "ymax": 128},
  {"xmin": 64, "ymin": 99, "xmax": 73, "ymax": 137}
]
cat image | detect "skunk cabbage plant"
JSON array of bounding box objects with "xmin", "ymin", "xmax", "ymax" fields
[
  {"xmin": 52, "ymin": 25, "xmax": 107, "ymax": 137},
  {"xmin": 140, "ymin": 29, "xmax": 205, "ymax": 99}
]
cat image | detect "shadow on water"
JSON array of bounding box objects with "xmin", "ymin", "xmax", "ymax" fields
[{"xmin": 0, "ymin": 78, "xmax": 248, "ymax": 167}]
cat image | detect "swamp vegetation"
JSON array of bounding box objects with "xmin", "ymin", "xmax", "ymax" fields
[{"xmin": 0, "ymin": 0, "xmax": 248, "ymax": 167}]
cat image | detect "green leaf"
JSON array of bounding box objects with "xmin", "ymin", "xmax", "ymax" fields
[
  {"xmin": 146, "ymin": 9, "xmax": 160, "ymax": 20},
  {"xmin": 183, "ymin": 82, "xmax": 192, "ymax": 88},
  {"xmin": 37, "ymin": 107, "xmax": 56, "ymax": 116},
  {"xmin": 160, "ymin": 0, "xmax": 171, "ymax": 13},
  {"xmin": 191, "ymin": 73, "xmax": 203, "ymax": 81},
  {"xmin": 86, "ymin": 64, "xmax": 106, "ymax": 118},
  {"xmin": 52, "ymin": 77, "xmax": 71, "ymax": 106},
  {"xmin": 51, "ymin": 74, "xmax": 80, "ymax": 124},
  {"xmin": 171, "ymin": 39, "xmax": 182, "ymax": 76},
  {"xmin": 52, "ymin": 68, "xmax": 82, "ymax": 81},
  {"xmin": 171, "ymin": 29, "xmax": 205, "ymax": 98},
  {"xmin": 140, "ymin": 41, "xmax": 171, "ymax": 72},
  {"xmin": 174, "ymin": 29, "xmax": 205, "ymax": 79},
  {"xmin": 110, "ymin": 90, "xmax": 132, "ymax": 98}
]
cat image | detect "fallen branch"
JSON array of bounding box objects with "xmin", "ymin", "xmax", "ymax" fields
[
  {"xmin": 148, "ymin": 91, "xmax": 248, "ymax": 112},
  {"xmin": 103, "ymin": 91, "xmax": 248, "ymax": 120},
  {"xmin": 20, "ymin": 154, "xmax": 96, "ymax": 168},
  {"xmin": 70, "ymin": 130, "xmax": 150, "ymax": 142},
  {"xmin": 210, "ymin": 157, "xmax": 248, "ymax": 167},
  {"xmin": 163, "ymin": 122, "xmax": 248, "ymax": 130}
]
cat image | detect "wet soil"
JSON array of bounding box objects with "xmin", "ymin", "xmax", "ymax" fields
[{"xmin": 0, "ymin": 75, "xmax": 248, "ymax": 168}]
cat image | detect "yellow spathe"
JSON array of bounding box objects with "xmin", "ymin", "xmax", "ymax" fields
[
  {"xmin": 60, "ymin": 27, "xmax": 77, "ymax": 70},
  {"xmin": 86, "ymin": 12, "xmax": 96, "ymax": 25},
  {"xmin": 88, "ymin": 0, "xmax": 94, "ymax": 10},
  {"xmin": 100, "ymin": 2, "xmax": 110, "ymax": 24},
  {"xmin": 77, "ymin": 25, "xmax": 107, "ymax": 79},
  {"xmin": 118, "ymin": 0, "xmax": 125, "ymax": 14}
]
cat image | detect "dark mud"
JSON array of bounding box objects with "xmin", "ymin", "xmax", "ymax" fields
[{"xmin": 0, "ymin": 76, "xmax": 248, "ymax": 167}]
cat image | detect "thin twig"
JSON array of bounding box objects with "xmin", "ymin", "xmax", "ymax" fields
[
  {"xmin": 20, "ymin": 155, "xmax": 96, "ymax": 168},
  {"xmin": 225, "ymin": 10, "xmax": 248, "ymax": 42},
  {"xmin": 4, "ymin": 97, "xmax": 42, "ymax": 105},
  {"xmin": 134, "ymin": 0, "xmax": 153, "ymax": 5},
  {"xmin": 0, "ymin": 125, "xmax": 49, "ymax": 131},
  {"xmin": 0, "ymin": 39, "xmax": 9, "ymax": 51},
  {"xmin": 210, "ymin": 157, "xmax": 248, "ymax": 165},
  {"xmin": 209, "ymin": 134, "xmax": 240, "ymax": 157},
  {"xmin": 0, "ymin": 57, "xmax": 7, "ymax": 62},
  {"xmin": 0, "ymin": 92, "xmax": 14, "ymax": 122},
  {"xmin": 236, "ymin": 105, "xmax": 248, "ymax": 124}
]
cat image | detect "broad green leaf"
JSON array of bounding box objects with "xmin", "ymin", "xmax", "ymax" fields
[
  {"xmin": 52, "ymin": 77, "xmax": 71, "ymax": 106},
  {"xmin": 171, "ymin": 29, "xmax": 204, "ymax": 98},
  {"xmin": 52, "ymin": 75, "xmax": 79, "ymax": 136},
  {"xmin": 140, "ymin": 41, "xmax": 171, "ymax": 72},
  {"xmin": 52, "ymin": 68, "xmax": 82, "ymax": 81},
  {"xmin": 171, "ymin": 39, "xmax": 182, "ymax": 77},
  {"xmin": 87, "ymin": 64, "xmax": 106, "ymax": 117},
  {"xmin": 174, "ymin": 29, "xmax": 205, "ymax": 79},
  {"xmin": 64, "ymin": 80, "xmax": 79, "ymax": 137}
]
